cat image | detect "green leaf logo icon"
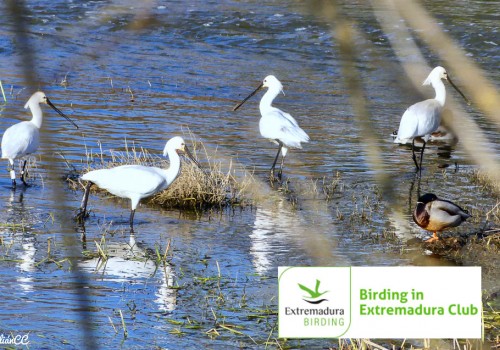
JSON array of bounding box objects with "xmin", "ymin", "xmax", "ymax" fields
[{"xmin": 298, "ymin": 279, "xmax": 329, "ymax": 304}]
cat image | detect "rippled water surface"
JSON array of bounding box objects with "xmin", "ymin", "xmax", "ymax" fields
[{"xmin": 0, "ymin": 0, "xmax": 498, "ymax": 348}]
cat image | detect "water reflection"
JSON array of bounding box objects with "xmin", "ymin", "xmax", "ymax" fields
[
  {"xmin": 6, "ymin": 187, "xmax": 27, "ymax": 218},
  {"xmin": 1, "ymin": 188, "xmax": 38, "ymax": 293},
  {"xmin": 250, "ymin": 200, "xmax": 301, "ymax": 274},
  {"xmin": 389, "ymin": 174, "xmax": 423, "ymax": 241},
  {"xmin": 79, "ymin": 234, "xmax": 176, "ymax": 313},
  {"xmin": 18, "ymin": 239, "xmax": 36, "ymax": 293}
]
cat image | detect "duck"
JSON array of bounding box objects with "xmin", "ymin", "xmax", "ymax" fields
[
  {"xmin": 413, "ymin": 193, "xmax": 471, "ymax": 242},
  {"xmin": 233, "ymin": 75, "xmax": 310, "ymax": 180}
]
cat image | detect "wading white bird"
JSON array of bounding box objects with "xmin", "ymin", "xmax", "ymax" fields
[
  {"xmin": 1, "ymin": 91, "xmax": 79, "ymax": 188},
  {"xmin": 393, "ymin": 66, "xmax": 469, "ymax": 171},
  {"xmin": 76, "ymin": 136, "xmax": 199, "ymax": 232},
  {"xmin": 233, "ymin": 75, "xmax": 310, "ymax": 180},
  {"xmin": 413, "ymin": 193, "xmax": 471, "ymax": 243}
]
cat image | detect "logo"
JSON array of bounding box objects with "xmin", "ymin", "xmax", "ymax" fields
[
  {"xmin": 279, "ymin": 267, "xmax": 352, "ymax": 338},
  {"xmin": 279, "ymin": 267, "xmax": 481, "ymax": 339},
  {"xmin": 299, "ymin": 279, "xmax": 329, "ymax": 304}
]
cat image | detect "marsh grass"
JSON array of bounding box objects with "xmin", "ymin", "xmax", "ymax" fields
[
  {"xmin": 277, "ymin": 172, "xmax": 346, "ymax": 202},
  {"xmin": 82, "ymin": 224, "xmax": 174, "ymax": 279},
  {"xmin": 333, "ymin": 338, "xmax": 488, "ymax": 350},
  {"xmin": 0, "ymin": 80, "xmax": 7, "ymax": 103},
  {"xmin": 290, "ymin": 175, "xmax": 401, "ymax": 245},
  {"xmin": 66, "ymin": 135, "xmax": 250, "ymax": 210},
  {"xmin": 483, "ymin": 302, "xmax": 500, "ymax": 344},
  {"xmin": 466, "ymin": 168, "xmax": 500, "ymax": 196}
]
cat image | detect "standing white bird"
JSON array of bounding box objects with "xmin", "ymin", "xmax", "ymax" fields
[
  {"xmin": 233, "ymin": 75, "xmax": 310, "ymax": 180},
  {"xmin": 1, "ymin": 91, "xmax": 79, "ymax": 188},
  {"xmin": 76, "ymin": 136, "xmax": 199, "ymax": 232},
  {"xmin": 393, "ymin": 66, "xmax": 469, "ymax": 171}
]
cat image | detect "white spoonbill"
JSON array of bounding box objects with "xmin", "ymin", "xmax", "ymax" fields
[
  {"xmin": 1, "ymin": 91, "xmax": 79, "ymax": 188},
  {"xmin": 233, "ymin": 75, "xmax": 310, "ymax": 180},
  {"xmin": 76, "ymin": 136, "xmax": 200, "ymax": 232},
  {"xmin": 393, "ymin": 66, "xmax": 469, "ymax": 171}
]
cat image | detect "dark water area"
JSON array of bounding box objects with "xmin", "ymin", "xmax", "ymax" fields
[{"xmin": 0, "ymin": 0, "xmax": 498, "ymax": 348}]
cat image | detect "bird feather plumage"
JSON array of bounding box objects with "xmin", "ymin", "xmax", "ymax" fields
[
  {"xmin": 1, "ymin": 121, "xmax": 39, "ymax": 159},
  {"xmin": 81, "ymin": 165, "xmax": 170, "ymax": 207},
  {"xmin": 394, "ymin": 99, "xmax": 442, "ymax": 144}
]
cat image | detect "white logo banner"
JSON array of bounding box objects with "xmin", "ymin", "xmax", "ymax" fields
[{"xmin": 278, "ymin": 266, "xmax": 481, "ymax": 338}]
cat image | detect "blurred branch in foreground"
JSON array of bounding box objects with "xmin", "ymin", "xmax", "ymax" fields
[
  {"xmin": 5, "ymin": 0, "xmax": 98, "ymax": 348},
  {"xmin": 307, "ymin": 0, "xmax": 500, "ymax": 199},
  {"xmin": 306, "ymin": 0, "xmax": 396, "ymax": 199},
  {"xmin": 373, "ymin": 0, "xmax": 500, "ymax": 194}
]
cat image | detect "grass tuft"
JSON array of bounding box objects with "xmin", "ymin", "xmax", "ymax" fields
[{"xmin": 466, "ymin": 168, "xmax": 500, "ymax": 195}]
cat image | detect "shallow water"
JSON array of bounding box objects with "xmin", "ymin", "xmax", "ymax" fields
[{"xmin": 0, "ymin": 0, "xmax": 498, "ymax": 348}]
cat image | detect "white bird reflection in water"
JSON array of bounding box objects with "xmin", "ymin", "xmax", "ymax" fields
[
  {"xmin": 79, "ymin": 234, "xmax": 176, "ymax": 313},
  {"xmin": 3, "ymin": 188, "xmax": 37, "ymax": 293},
  {"xmin": 250, "ymin": 200, "xmax": 302, "ymax": 275},
  {"xmin": 154, "ymin": 266, "xmax": 175, "ymax": 313},
  {"xmin": 18, "ymin": 239, "xmax": 36, "ymax": 293}
]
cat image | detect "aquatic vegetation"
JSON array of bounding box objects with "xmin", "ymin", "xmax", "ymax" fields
[
  {"xmin": 466, "ymin": 168, "xmax": 500, "ymax": 196},
  {"xmin": 0, "ymin": 80, "xmax": 6, "ymax": 103}
]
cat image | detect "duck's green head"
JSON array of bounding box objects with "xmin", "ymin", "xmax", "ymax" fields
[{"xmin": 417, "ymin": 193, "xmax": 438, "ymax": 204}]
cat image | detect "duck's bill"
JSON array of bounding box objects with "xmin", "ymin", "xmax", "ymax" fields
[
  {"xmin": 183, "ymin": 146, "xmax": 203, "ymax": 170},
  {"xmin": 232, "ymin": 82, "xmax": 263, "ymax": 111},
  {"xmin": 46, "ymin": 98, "xmax": 79, "ymax": 129},
  {"xmin": 447, "ymin": 76, "xmax": 471, "ymax": 106}
]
